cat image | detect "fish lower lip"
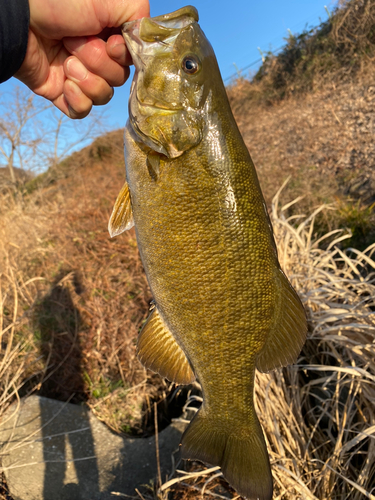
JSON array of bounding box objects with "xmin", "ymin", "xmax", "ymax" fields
[{"xmin": 138, "ymin": 100, "xmax": 182, "ymax": 112}]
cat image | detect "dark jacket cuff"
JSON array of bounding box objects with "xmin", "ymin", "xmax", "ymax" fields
[{"xmin": 0, "ymin": 0, "xmax": 30, "ymax": 83}]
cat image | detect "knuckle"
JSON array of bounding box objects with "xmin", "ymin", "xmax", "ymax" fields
[
  {"xmin": 109, "ymin": 67, "xmax": 130, "ymax": 88},
  {"xmin": 86, "ymin": 42, "xmax": 105, "ymax": 72},
  {"xmin": 86, "ymin": 74, "xmax": 112, "ymax": 105}
]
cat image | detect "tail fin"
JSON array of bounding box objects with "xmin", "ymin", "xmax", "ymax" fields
[{"xmin": 181, "ymin": 408, "xmax": 273, "ymax": 500}]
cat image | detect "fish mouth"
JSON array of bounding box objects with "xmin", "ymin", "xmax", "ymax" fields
[
  {"xmin": 136, "ymin": 99, "xmax": 183, "ymax": 113},
  {"xmin": 122, "ymin": 6, "xmax": 198, "ymax": 37},
  {"xmin": 123, "ymin": 7, "xmax": 197, "ymax": 116},
  {"xmin": 122, "ymin": 6, "xmax": 198, "ymax": 69}
]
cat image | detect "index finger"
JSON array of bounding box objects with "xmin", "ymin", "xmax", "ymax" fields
[{"xmin": 107, "ymin": 35, "xmax": 132, "ymax": 66}]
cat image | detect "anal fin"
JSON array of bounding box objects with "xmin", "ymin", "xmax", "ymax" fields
[
  {"xmin": 137, "ymin": 306, "xmax": 195, "ymax": 385},
  {"xmin": 256, "ymin": 270, "xmax": 307, "ymax": 372},
  {"xmin": 108, "ymin": 181, "xmax": 134, "ymax": 237}
]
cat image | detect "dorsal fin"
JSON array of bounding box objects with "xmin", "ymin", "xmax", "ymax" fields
[
  {"xmin": 137, "ymin": 306, "xmax": 195, "ymax": 385},
  {"xmin": 256, "ymin": 270, "xmax": 307, "ymax": 372},
  {"xmin": 108, "ymin": 181, "xmax": 134, "ymax": 237}
]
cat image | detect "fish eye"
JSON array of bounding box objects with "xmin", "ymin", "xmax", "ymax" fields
[{"xmin": 182, "ymin": 55, "xmax": 201, "ymax": 75}]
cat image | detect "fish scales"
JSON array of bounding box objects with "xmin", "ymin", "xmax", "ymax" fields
[
  {"xmin": 126, "ymin": 125, "xmax": 273, "ymax": 404},
  {"xmin": 109, "ymin": 6, "xmax": 307, "ymax": 500}
]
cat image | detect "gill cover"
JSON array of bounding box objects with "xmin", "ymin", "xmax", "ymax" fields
[{"xmin": 122, "ymin": 6, "xmax": 212, "ymax": 158}]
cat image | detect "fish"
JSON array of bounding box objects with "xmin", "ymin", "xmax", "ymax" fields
[{"xmin": 109, "ymin": 6, "xmax": 307, "ymax": 500}]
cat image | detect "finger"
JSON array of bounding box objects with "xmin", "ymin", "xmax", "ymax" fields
[
  {"xmin": 51, "ymin": 90, "xmax": 89, "ymax": 119},
  {"xmin": 65, "ymin": 56, "xmax": 114, "ymax": 106},
  {"xmin": 63, "ymin": 36, "xmax": 129, "ymax": 87},
  {"xmin": 52, "ymin": 93, "xmax": 71, "ymax": 117},
  {"xmin": 107, "ymin": 35, "xmax": 132, "ymax": 66},
  {"xmin": 63, "ymin": 79, "xmax": 92, "ymax": 119}
]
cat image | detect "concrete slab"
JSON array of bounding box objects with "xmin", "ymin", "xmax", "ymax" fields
[{"xmin": 0, "ymin": 396, "xmax": 186, "ymax": 500}]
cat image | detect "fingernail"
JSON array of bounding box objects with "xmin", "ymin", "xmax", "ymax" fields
[
  {"xmin": 64, "ymin": 36, "xmax": 87, "ymax": 53},
  {"xmin": 66, "ymin": 58, "xmax": 88, "ymax": 81}
]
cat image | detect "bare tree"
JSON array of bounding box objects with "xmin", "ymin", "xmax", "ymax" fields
[
  {"xmin": 0, "ymin": 86, "xmax": 51, "ymax": 186},
  {"xmin": 44, "ymin": 107, "xmax": 107, "ymax": 170},
  {"xmin": 0, "ymin": 85, "xmax": 108, "ymax": 189}
]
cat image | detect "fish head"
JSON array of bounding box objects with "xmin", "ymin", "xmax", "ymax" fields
[{"xmin": 123, "ymin": 6, "xmax": 218, "ymax": 158}]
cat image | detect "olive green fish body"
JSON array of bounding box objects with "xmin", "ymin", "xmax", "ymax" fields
[
  {"xmin": 109, "ymin": 8, "xmax": 307, "ymax": 500},
  {"xmin": 125, "ymin": 118, "xmax": 277, "ymax": 400}
]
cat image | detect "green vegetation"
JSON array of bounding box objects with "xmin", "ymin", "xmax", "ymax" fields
[
  {"xmin": 230, "ymin": 0, "xmax": 375, "ymax": 105},
  {"xmin": 338, "ymin": 200, "xmax": 375, "ymax": 249}
]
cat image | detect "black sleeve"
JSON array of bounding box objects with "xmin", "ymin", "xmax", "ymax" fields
[{"xmin": 0, "ymin": 0, "xmax": 30, "ymax": 83}]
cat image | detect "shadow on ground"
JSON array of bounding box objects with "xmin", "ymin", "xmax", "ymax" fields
[{"xmin": 33, "ymin": 271, "xmax": 100, "ymax": 498}]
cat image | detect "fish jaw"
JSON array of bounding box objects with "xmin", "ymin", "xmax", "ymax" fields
[
  {"xmin": 122, "ymin": 6, "xmax": 198, "ymax": 65},
  {"xmin": 121, "ymin": 7, "xmax": 212, "ymax": 158}
]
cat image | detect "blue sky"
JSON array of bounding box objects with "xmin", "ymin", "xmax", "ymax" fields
[
  {"xmin": 107, "ymin": 0, "xmax": 337, "ymax": 129},
  {"xmin": 0, "ymin": 0, "xmax": 337, "ymax": 169}
]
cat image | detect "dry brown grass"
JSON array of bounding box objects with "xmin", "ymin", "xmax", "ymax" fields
[
  {"xmin": 0, "ymin": 136, "xmax": 174, "ymax": 443},
  {"xmin": 1, "ymin": 136, "xmax": 374, "ymax": 499},
  {"xmin": 258, "ymin": 184, "xmax": 375, "ymax": 499},
  {"xmin": 0, "ymin": 135, "xmax": 190, "ymax": 499},
  {"xmin": 228, "ymin": 70, "xmax": 375, "ymax": 251}
]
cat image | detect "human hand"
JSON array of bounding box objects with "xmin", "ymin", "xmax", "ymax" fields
[{"xmin": 15, "ymin": 0, "xmax": 149, "ymax": 119}]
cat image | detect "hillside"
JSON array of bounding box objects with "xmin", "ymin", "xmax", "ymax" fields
[
  {"xmin": 0, "ymin": 166, "xmax": 33, "ymax": 191},
  {"xmin": 227, "ymin": 0, "xmax": 375, "ymax": 249},
  {"xmin": 1, "ymin": 0, "xmax": 375, "ymax": 499},
  {"xmin": 229, "ymin": 75, "xmax": 375, "ymax": 248}
]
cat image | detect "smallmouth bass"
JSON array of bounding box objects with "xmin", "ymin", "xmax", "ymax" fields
[{"xmin": 109, "ymin": 7, "xmax": 307, "ymax": 500}]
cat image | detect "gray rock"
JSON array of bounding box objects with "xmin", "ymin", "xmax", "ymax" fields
[{"xmin": 0, "ymin": 396, "xmax": 186, "ymax": 500}]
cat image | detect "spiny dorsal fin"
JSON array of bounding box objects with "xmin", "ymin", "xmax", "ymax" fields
[
  {"xmin": 108, "ymin": 181, "xmax": 134, "ymax": 237},
  {"xmin": 137, "ymin": 306, "xmax": 195, "ymax": 385},
  {"xmin": 256, "ymin": 270, "xmax": 307, "ymax": 373}
]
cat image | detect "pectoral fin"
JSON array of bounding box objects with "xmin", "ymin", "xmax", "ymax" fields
[
  {"xmin": 108, "ymin": 181, "xmax": 134, "ymax": 237},
  {"xmin": 146, "ymin": 153, "xmax": 161, "ymax": 180},
  {"xmin": 137, "ymin": 306, "xmax": 195, "ymax": 385},
  {"xmin": 256, "ymin": 270, "xmax": 307, "ymax": 372}
]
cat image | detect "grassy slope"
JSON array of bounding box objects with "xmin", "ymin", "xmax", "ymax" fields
[
  {"xmin": 1, "ymin": 1, "xmax": 375, "ymax": 498},
  {"xmin": 227, "ymin": 0, "xmax": 375, "ymax": 249}
]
